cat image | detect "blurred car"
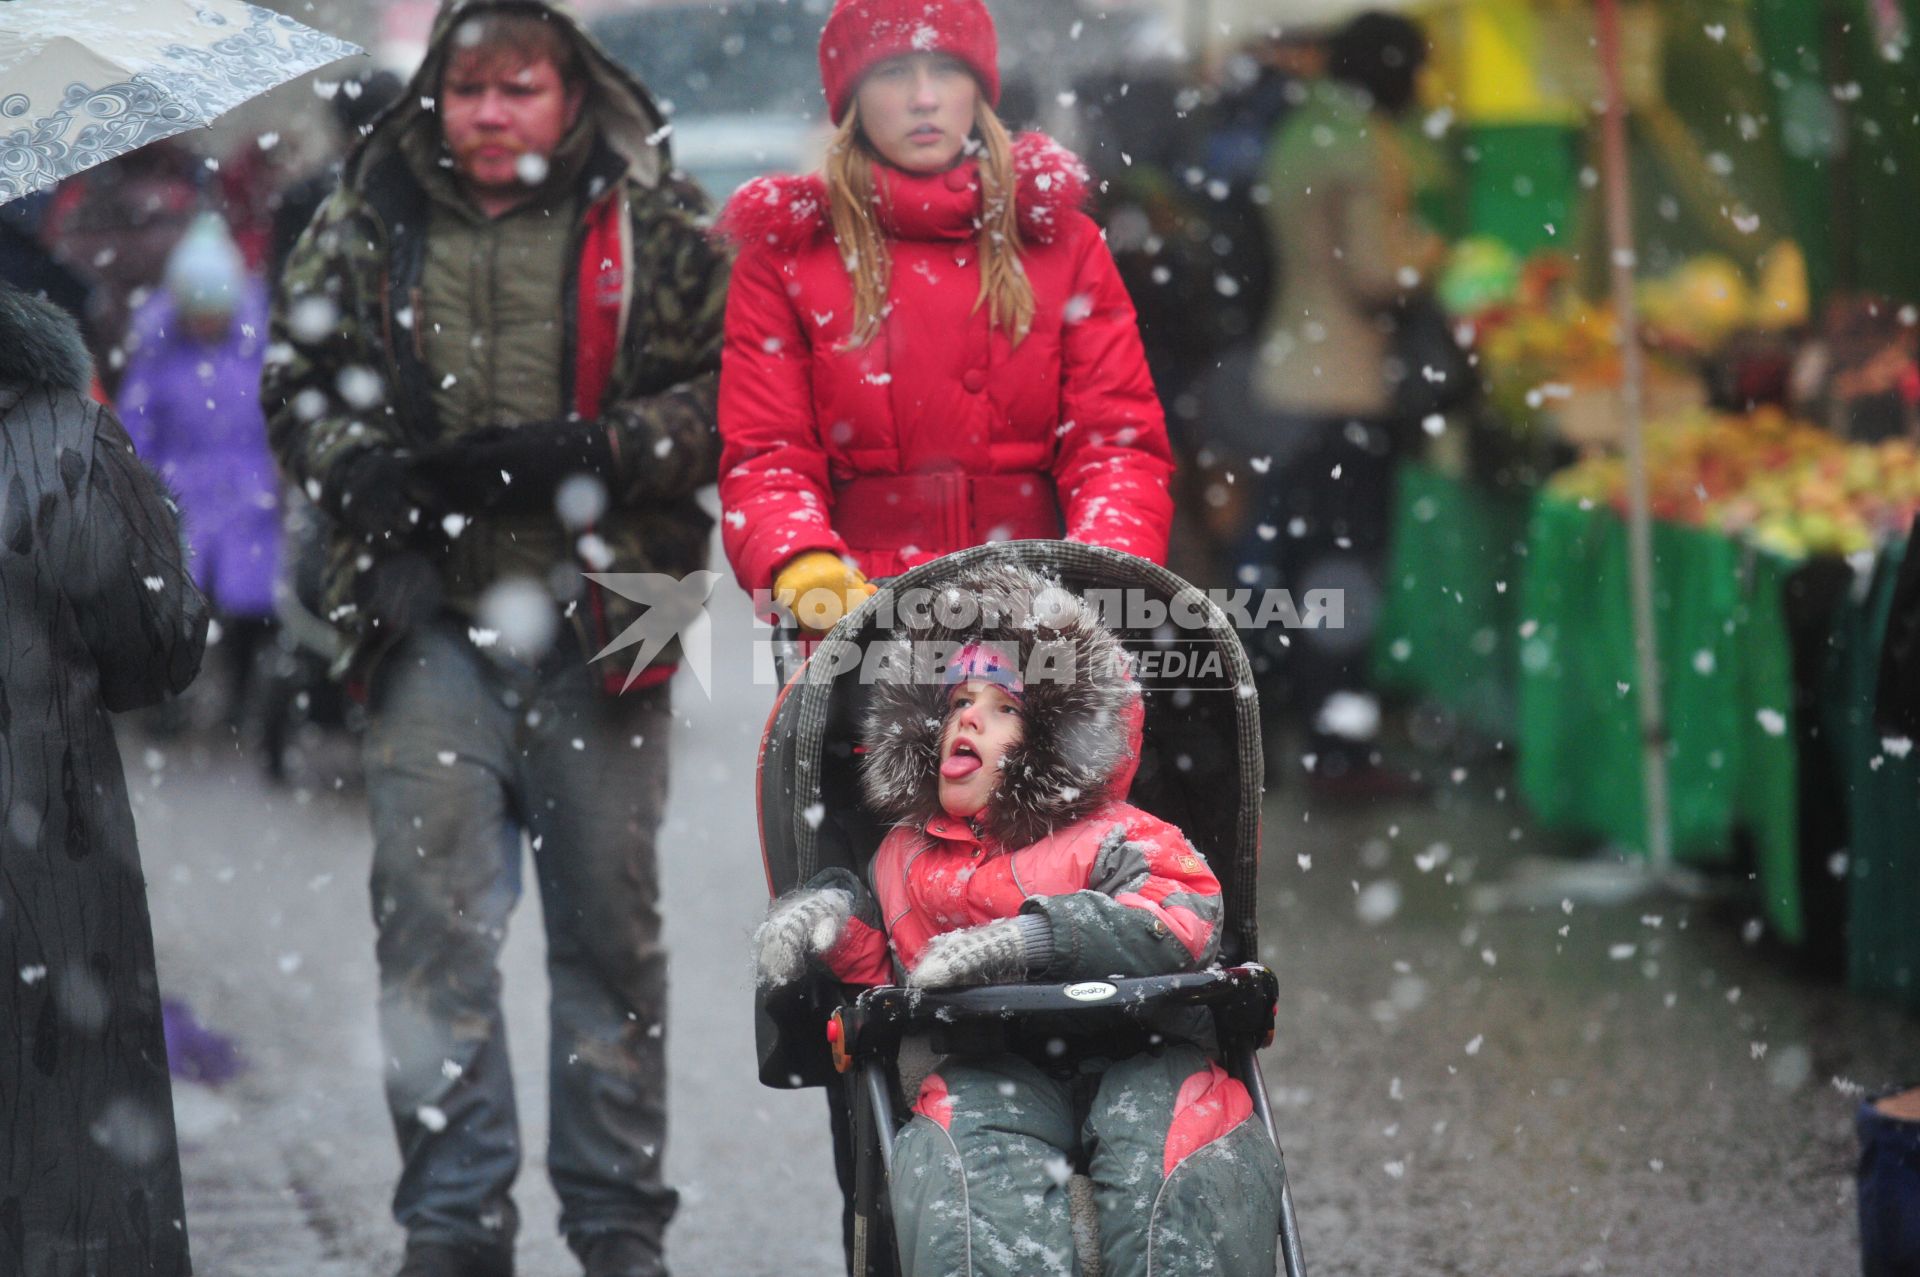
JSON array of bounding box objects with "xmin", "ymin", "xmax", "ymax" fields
[{"xmin": 590, "ymin": 0, "xmax": 833, "ymax": 199}]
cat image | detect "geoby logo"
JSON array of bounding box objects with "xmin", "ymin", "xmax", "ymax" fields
[{"xmin": 585, "ymin": 571, "xmax": 721, "ymax": 694}]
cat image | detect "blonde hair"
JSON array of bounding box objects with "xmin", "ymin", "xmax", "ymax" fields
[{"xmin": 825, "ymin": 99, "xmax": 1035, "ymax": 348}]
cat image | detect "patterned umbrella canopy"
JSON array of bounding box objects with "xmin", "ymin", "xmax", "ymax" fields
[{"xmin": 0, "ymin": 0, "xmax": 361, "ymax": 203}]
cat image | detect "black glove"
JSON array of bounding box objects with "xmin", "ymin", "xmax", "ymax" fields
[
  {"xmin": 414, "ymin": 421, "xmax": 619, "ymax": 517},
  {"xmin": 356, "ymin": 549, "xmax": 444, "ymax": 641},
  {"xmin": 333, "ymin": 449, "xmax": 430, "ymax": 541}
]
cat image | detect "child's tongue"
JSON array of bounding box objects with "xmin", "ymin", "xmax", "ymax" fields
[{"xmin": 941, "ymin": 753, "xmax": 982, "ymax": 780}]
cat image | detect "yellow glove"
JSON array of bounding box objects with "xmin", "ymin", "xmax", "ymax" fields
[{"xmin": 773, "ymin": 550, "xmax": 877, "ymax": 634}]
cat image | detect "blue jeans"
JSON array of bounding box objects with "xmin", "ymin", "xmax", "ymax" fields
[{"xmin": 363, "ymin": 621, "xmax": 676, "ymax": 1260}]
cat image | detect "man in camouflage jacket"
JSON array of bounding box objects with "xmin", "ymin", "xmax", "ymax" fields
[{"xmin": 261, "ymin": 4, "xmax": 727, "ymax": 1275}]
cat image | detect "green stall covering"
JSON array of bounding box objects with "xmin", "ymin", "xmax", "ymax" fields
[
  {"xmin": 1836, "ymin": 541, "xmax": 1920, "ymax": 1011},
  {"xmin": 1438, "ymin": 2, "xmax": 1802, "ymax": 283},
  {"xmin": 1459, "ymin": 123, "xmax": 1580, "ymax": 257},
  {"xmin": 1373, "ymin": 474, "xmax": 1913, "ymax": 961},
  {"xmin": 1739, "ymin": 553, "xmax": 1810, "ymax": 945},
  {"xmin": 1751, "ymin": 0, "xmax": 1920, "ymax": 304},
  {"xmin": 1373, "ymin": 465, "xmax": 1535, "ymax": 739},
  {"xmin": 1514, "ymin": 498, "xmax": 1805, "ymax": 939},
  {"xmin": 1635, "ymin": 0, "xmax": 1798, "ymax": 277}
]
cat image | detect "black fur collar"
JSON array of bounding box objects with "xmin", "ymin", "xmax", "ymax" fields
[
  {"xmin": 0, "ymin": 284, "xmax": 91, "ymax": 394},
  {"xmin": 859, "ymin": 563, "xmax": 1139, "ymax": 849}
]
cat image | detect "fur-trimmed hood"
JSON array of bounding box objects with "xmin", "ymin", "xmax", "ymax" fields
[
  {"xmin": 716, "ymin": 131, "xmax": 1091, "ymax": 253},
  {"xmin": 859, "ymin": 563, "xmax": 1141, "ymax": 850},
  {"xmin": 0, "ymin": 284, "xmax": 91, "ymax": 395}
]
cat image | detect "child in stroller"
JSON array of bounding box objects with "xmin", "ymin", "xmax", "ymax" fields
[{"xmin": 754, "ymin": 563, "xmax": 1288, "ymax": 1277}]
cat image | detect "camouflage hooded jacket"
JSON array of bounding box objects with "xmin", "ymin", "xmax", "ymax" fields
[{"xmin": 262, "ymin": 0, "xmax": 729, "ymax": 681}]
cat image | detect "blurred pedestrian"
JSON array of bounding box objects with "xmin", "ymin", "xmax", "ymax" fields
[
  {"xmin": 714, "ymin": 0, "xmax": 1175, "ymax": 638},
  {"xmin": 1076, "ymin": 69, "xmax": 1250, "ymax": 580},
  {"xmin": 1857, "ymin": 1085, "xmax": 1920, "ymax": 1277},
  {"xmin": 42, "ymin": 142, "xmax": 202, "ymax": 392},
  {"xmin": 1240, "ymin": 10, "xmax": 1445, "ymax": 795},
  {"xmin": 122, "ymin": 212, "xmax": 281, "ymax": 739},
  {"xmin": 268, "ymin": 69, "xmax": 406, "ymax": 285},
  {"xmin": 1877, "ymin": 513, "xmax": 1920, "ymax": 742},
  {"xmin": 261, "ymin": 2, "xmax": 728, "ymax": 1274},
  {"xmin": 0, "ymin": 193, "xmax": 95, "ymax": 337},
  {"xmin": 1201, "ymin": 33, "xmax": 1318, "ymax": 345},
  {"xmin": 0, "ymin": 281, "xmax": 209, "ymax": 1276},
  {"xmin": 1077, "ymin": 71, "xmax": 1226, "ymax": 435}
]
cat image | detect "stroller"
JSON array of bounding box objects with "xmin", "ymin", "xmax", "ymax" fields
[{"xmin": 754, "ymin": 540, "xmax": 1308, "ymax": 1277}]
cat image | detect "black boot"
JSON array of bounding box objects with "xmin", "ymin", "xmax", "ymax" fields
[
  {"xmin": 575, "ymin": 1231, "xmax": 665, "ymax": 1277},
  {"xmin": 396, "ymin": 1240, "xmax": 514, "ymax": 1277}
]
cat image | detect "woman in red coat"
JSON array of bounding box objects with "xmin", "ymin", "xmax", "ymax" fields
[{"xmin": 716, "ymin": 0, "xmax": 1175, "ymax": 629}]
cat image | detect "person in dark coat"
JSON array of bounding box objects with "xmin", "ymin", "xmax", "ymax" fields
[
  {"xmin": 1876, "ymin": 514, "xmax": 1920, "ymax": 740},
  {"xmin": 266, "ymin": 69, "xmax": 406, "ymax": 287},
  {"xmin": 0, "ymin": 282, "xmax": 209, "ymax": 1275},
  {"xmin": 0, "ymin": 195, "xmax": 94, "ymax": 339}
]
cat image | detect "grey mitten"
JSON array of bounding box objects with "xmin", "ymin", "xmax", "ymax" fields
[
  {"xmin": 751, "ymin": 887, "xmax": 855, "ymax": 989},
  {"xmin": 907, "ymin": 914, "xmax": 1054, "ymax": 989}
]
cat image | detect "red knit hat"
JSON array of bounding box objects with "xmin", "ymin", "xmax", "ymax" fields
[{"xmin": 818, "ymin": 0, "xmax": 1001, "ymax": 123}]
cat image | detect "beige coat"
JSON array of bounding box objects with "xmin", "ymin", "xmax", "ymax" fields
[{"xmin": 1255, "ymin": 81, "xmax": 1438, "ymax": 420}]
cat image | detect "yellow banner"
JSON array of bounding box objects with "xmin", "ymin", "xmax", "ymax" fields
[
  {"xmin": 1461, "ymin": 0, "xmax": 1558, "ymax": 121},
  {"xmin": 1426, "ymin": 0, "xmax": 1662, "ymax": 123}
]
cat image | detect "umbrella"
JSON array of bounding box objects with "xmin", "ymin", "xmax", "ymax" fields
[{"xmin": 0, "ymin": 0, "xmax": 361, "ymax": 204}]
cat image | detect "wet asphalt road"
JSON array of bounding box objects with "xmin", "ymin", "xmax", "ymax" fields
[{"xmin": 132, "ymin": 579, "xmax": 1920, "ymax": 1277}]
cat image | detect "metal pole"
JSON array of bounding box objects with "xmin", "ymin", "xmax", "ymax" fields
[{"xmin": 1595, "ymin": 0, "xmax": 1673, "ymax": 875}]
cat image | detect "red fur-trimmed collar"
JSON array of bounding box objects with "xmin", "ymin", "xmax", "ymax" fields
[{"xmin": 716, "ymin": 132, "xmax": 1090, "ymax": 253}]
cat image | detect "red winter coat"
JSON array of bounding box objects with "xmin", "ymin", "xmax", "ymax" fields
[
  {"xmin": 818, "ymin": 802, "xmax": 1226, "ymax": 989},
  {"xmin": 715, "ymin": 134, "xmax": 1175, "ymax": 594}
]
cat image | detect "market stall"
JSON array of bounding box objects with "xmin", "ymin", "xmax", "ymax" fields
[
  {"xmin": 1379, "ymin": 430, "xmax": 1918, "ymax": 1000},
  {"xmin": 1187, "ymin": 0, "xmax": 1920, "ymax": 1006},
  {"xmin": 1367, "ymin": 0, "xmax": 1920, "ymax": 1007}
]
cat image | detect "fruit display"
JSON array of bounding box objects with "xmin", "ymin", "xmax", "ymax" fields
[
  {"xmin": 1638, "ymin": 255, "xmax": 1751, "ymax": 354},
  {"xmin": 1546, "ymin": 406, "xmax": 1920, "ymax": 558},
  {"xmin": 1451, "ymin": 242, "xmax": 1811, "ymax": 445},
  {"xmin": 1751, "ymin": 241, "xmax": 1811, "ymax": 332},
  {"xmin": 1437, "ymin": 236, "xmax": 1524, "ymax": 318},
  {"xmin": 1471, "ymin": 285, "xmax": 1624, "ymax": 431},
  {"xmin": 1637, "ymin": 245, "xmax": 1811, "ymax": 350},
  {"xmin": 1448, "ymin": 248, "xmax": 1674, "ymax": 442}
]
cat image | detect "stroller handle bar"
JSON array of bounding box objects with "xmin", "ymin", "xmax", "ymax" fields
[{"xmin": 827, "ymin": 964, "xmax": 1280, "ymax": 1072}]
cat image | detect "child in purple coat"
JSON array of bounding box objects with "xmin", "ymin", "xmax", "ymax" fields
[{"xmin": 121, "ymin": 214, "xmax": 281, "ymax": 729}]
